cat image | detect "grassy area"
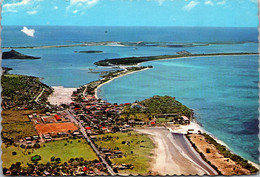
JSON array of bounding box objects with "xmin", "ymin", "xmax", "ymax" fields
[
  {"xmin": 2, "ymin": 110, "xmax": 45, "ymax": 123},
  {"xmin": 2, "ymin": 122, "xmax": 38, "ymax": 140},
  {"xmin": 96, "ymin": 132, "xmax": 154, "ymax": 175},
  {"xmin": 4, "ymin": 74, "xmax": 22, "ymax": 78},
  {"xmin": 156, "ymin": 117, "xmax": 174, "ymax": 122},
  {"xmin": 2, "ymin": 139, "xmax": 98, "ymax": 168},
  {"xmin": 1, "ymin": 110, "xmax": 45, "ymax": 140}
]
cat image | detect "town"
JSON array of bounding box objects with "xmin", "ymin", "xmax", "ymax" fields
[{"xmin": 1, "ymin": 65, "xmax": 196, "ymax": 176}]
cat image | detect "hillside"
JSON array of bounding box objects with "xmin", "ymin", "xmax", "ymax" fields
[
  {"xmin": 121, "ymin": 95, "xmax": 192, "ymax": 121},
  {"xmin": 1, "ymin": 75, "xmax": 53, "ymax": 110}
]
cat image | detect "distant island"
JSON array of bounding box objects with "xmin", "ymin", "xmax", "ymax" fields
[
  {"xmin": 2, "ymin": 41, "xmax": 257, "ymax": 50},
  {"xmin": 75, "ymin": 50, "xmax": 103, "ymax": 53},
  {"xmin": 94, "ymin": 52, "xmax": 259, "ymax": 66},
  {"xmin": 2, "ymin": 50, "xmax": 41, "ymax": 59}
]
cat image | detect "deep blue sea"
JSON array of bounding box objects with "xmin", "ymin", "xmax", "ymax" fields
[{"xmin": 1, "ymin": 26, "xmax": 259, "ymax": 163}]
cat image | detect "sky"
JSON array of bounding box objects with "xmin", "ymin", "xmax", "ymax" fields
[{"xmin": 1, "ymin": 0, "xmax": 259, "ymax": 27}]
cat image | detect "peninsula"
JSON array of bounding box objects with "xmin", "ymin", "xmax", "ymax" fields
[
  {"xmin": 94, "ymin": 52, "xmax": 259, "ymax": 66},
  {"xmin": 2, "ymin": 50, "xmax": 41, "ymax": 59}
]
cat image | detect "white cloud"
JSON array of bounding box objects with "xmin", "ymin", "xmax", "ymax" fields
[
  {"xmin": 216, "ymin": 0, "xmax": 226, "ymax": 5},
  {"xmin": 73, "ymin": 10, "xmax": 78, "ymax": 13},
  {"xmin": 70, "ymin": 0, "xmax": 99, "ymax": 7},
  {"xmin": 3, "ymin": 0, "xmax": 31, "ymax": 12},
  {"xmin": 21, "ymin": 27, "xmax": 35, "ymax": 37},
  {"xmin": 183, "ymin": 1, "xmax": 199, "ymax": 11},
  {"xmin": 53, "ymin": 6, "xmax": 59, "ymax": 10},
  {"xmin": 27, "ymin": 10, "xmax": 38, "ymax": 15},
  {"xmin": 67, "ymin": 0, "xmax": 99, "ymax": 13},
  {"xmin": 205, "ymin": 0, "xmax": 214, "ymax": 6}
]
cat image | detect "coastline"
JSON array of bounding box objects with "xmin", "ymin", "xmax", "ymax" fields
[
  {"xmin": 91, "ymin": 54, "xmax": 259, "ymax": 171},
  {"xmin": 94, "ymin": 67, "xmax": 151, "ymax": 99},
  {"xmin": 141, "ymin": 53, "xmax": 259, "ymax": 64},
  {"xmin": 170, "ymin": 121, "xmax": 259, "ymax": 169}
]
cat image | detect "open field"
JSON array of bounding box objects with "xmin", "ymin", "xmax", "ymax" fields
[
  {"xmin": 1, "ymin": 110, "xmax": 43, "ymax": 140},
  {"xmin": 95, "ymin": 132, "xmax": 154, "ymax": 175},
  {"xmin": 35, "ymin": 122, "xmax": 78, "ymax": 134},
  {"xmin": 2, "ymin": 139, "xmax": 98, "ymax": 168},
  {"xmin": 2, "ymin": 122, "xmax": 38, "ymax": 140},
  {"xmin": 1, "ymin": 110, "xmax": 45, "ymax": 123}
]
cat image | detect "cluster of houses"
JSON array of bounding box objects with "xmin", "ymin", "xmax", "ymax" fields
[
  {"xmin": 4, "ymin": 159, "xmax": 108, "ymax": 176},
  {"xmin": 29, "ymin": 111, "xmax": 70, "ymax": 124}
]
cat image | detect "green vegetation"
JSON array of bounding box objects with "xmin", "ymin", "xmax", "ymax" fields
[
  {"xmin": 94, "ymin": 52, "xmax": 258, "ymax": 66},
  {"xmin": 185, "ymin": 135, "xmax": 222, "ymax": 175},
  {"xmin": 202, "ymin": 133, "xmax": 259, "ymax": 174},
  {"xmin": 95, "ymin": 132, "xmax": 154, "ymax": 175},
  {"xmin": 76, "ymin": 50, "xmax": 103, "ymax": 53},
  {"xmin": 2, "ymin": 139, "xmax": 98, "ymax": 168},
  {"xmin": 121, "ymin": 96, "xmax": 191, "ymax": 121},
  {"xmin": 1, "ymin": 110, "xmax": 44, "ymax": 140},
  {"xmin": 1, "ymin": 74, "xmax": 53, "ymax": 110}
]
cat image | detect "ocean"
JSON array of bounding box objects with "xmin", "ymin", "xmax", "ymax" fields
[{"xmin": 1, "ymin": 26, "xmax": 259, "ymax": 163}]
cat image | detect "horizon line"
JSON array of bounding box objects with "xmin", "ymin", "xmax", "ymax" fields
[{"xmin": 1, "ymin": 25, "xmax": 258, "ymax": 28}]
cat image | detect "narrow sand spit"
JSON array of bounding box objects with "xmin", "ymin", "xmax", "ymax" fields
[
  {"xmin": 48, "ymin": 86, "xmax": 76, "ymax": 105},
  {"xmin": 136, "ymin": 127, "xmax": 218, "ymax": 175}
]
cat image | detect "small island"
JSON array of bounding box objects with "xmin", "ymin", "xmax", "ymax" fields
[
  {"xmin": 2, "ymin": 49, "xmax": 41, "ymax": 59},
  {"xmin": 75, "ymin": 50, "xmax": 103, "ymax": 53}
]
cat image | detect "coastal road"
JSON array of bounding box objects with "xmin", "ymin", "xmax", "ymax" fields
[
  {"xmin": 66, "ymin": 110, "xmax": 116, "ymax": 176},
  {"xmin": 136, "ymin": 127, "xmax": 218, "ymax": 175}
]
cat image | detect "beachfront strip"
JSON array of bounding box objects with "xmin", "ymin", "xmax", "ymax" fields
[{"xmin": 2, "ymin": 64, "xmax": 259, "ymax": 176}]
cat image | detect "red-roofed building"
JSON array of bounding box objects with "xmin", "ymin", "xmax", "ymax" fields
[
  {"xmin": 83, "ymin": 166, "xmax": 88, "ymax": 172},
  {"xmin": 85, "ymin": 106, "xmax": 91, "ymax": 109},
  {"xmin": 85, "ymin": 127, "xmax": 91, "ymax": 130},
  {"xmin": 54, "ymin": 114, "xmax": 61, "ymax": 121}
]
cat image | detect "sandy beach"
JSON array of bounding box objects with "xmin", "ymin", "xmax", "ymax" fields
[
  {"xmin": 136, "ymin": 127, "xmax": 218, "ymax": 175},
  {"xmin": 94, "ymin": 67, "xmax": 151, "ymax": 99},
  {"xmin": 48, "ymin": 86, "xmax": 76, "ymax": 105}
]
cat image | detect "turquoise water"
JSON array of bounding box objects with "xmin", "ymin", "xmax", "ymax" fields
[
  {"xmin": 99, "ymin": 55, "xmax": 259, "ymax": 163},
  {"xmin": 2, "ymin": 26, "xmax": 259, "ymax": 164}
]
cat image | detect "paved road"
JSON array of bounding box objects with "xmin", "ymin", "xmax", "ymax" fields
[
  {"xmin": 66, "ymin": 110, "xmax": 116, "ymax": 176},
  {"xmin": 136, "ymin": 127, "xmax": 218, "ymax": 175}
]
